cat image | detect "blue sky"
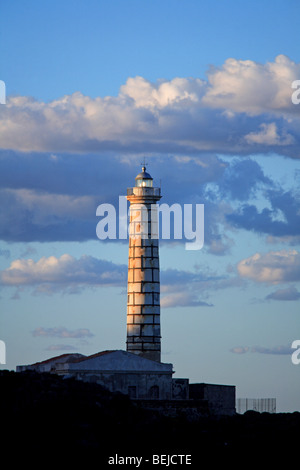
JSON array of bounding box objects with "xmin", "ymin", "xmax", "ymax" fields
[{"xmin": 0, "ymin": 0, "xmax": 300, "ymax": 412}]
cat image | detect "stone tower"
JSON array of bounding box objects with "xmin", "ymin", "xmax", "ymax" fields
[{"xmin": 126, "ymin": 166, "xmax": 162, "ymax": 362}]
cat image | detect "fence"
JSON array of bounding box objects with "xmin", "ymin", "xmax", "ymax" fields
[{"xmin": 236, "ymin": 398, "xmax": 276, "ymax": 414}]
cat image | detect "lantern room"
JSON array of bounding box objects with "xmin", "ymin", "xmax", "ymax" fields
[{"xmin": 135, "ymin": 166, "xmax": 153, "ymax": 188}]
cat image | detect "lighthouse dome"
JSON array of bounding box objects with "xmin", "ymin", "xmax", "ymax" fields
[{"xmin": 135, "ymin": 166, "xmax": 153, "ymax": 187}]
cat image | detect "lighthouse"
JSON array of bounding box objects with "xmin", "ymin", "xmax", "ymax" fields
[
  {"xmin": 126, "ymin": 165, "xmax": 162, "ymax": 362},
  {"xmin": 16, "ymin": 164, "xmax": 236, "ymax": 410}
]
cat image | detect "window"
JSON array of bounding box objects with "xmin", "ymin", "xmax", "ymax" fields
[{"xmin": 136, "ymin": 179, "xmax": 153, "ymax": 188}]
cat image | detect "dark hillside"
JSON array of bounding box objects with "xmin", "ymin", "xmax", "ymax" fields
[{"xmin": 1, "ymin": 370, "xmax": 299, "ymax": 466}]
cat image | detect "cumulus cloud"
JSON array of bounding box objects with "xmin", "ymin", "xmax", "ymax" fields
[
  {"xmin": 203, "ymin": 54, "xmax": 300, "ymax": 115},
  {"xmin": 0, "ymin": 55, "xmax": 299, "ymax": 157},
  {"xmin": 120, "ymin": 76, "xmax": 206, "ymax": 108},
  {"xmin": 265, "ymin": 286, "xmax": 300, "ymax": 301},
  {"xmin": 237, "ymin": 250, "xmax": 300, "ymax": 284},
  {"xmin": 0, "ymin": 254, "xmax": 215, "ymax": 301},
  {"xmin": 0, "ymin": 254, "xmax": 127, "ymax": 293},
  {"xmin": 244, "ymin": 122, "xmax": 294, "ymax": 146},
  {"xmin": 161, "ymin": 292, "xmax": 213, "ymax": 308},
  {"xmin": 0, "ymin": 251, "xmax": 236, "ymax": 304}
]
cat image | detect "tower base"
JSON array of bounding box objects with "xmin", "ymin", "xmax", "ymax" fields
[{"xmin": 126, "ymin": 339, "xmax": 161, "ymax": 362}]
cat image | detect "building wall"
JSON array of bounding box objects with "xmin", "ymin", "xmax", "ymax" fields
[
  {"xmin": 126, "ymin": 187, "xmax": 162, "ymax": 363},
  {"xmin": 189, "ymin": 383, "xmax": 236, "ymax": 415},
  {"xmin": 126, "ymin": 233, "xmax": 161, "ymax": 362},
  {"xmin": 66, "ymin": 370, "xmax": 173, "ymax": 400},
  {"xmin": 172, "ymin": 378, "xmax": 189, "ymax": 400}
]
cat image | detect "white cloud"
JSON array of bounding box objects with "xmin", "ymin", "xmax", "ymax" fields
[
  {"xmin": 237, "ymin": 250, "xmax": 300, "ymax": 284},
  {"xmin": 0, "ymin": 254, "xmax": 231, "ymax": 300},
  {"xmin": 0, "ymin": 254, "xmax": 127, "ymax": 292},
  {"xmin": 0, "ymin": 55, "xmax": 298, "ymax": 156},
  {"xmin": 203, "ymin": 54, "xmax": 300, "ymax": 115},
  {"xmin": 161, "ymin": 291, "xmax": 212, "ymax": 308},
  {"xmin": 244, "ymin": 122, "xmax": 294, "ymax": 146},
  {"xmin": 120, "ymin": 76, "xmax": 205, "ymax": 108},
  {"xmin": 1, "ymin": 254, "xmax": 74, "ymax": 285}
]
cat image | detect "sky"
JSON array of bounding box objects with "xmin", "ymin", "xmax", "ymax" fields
[{"xmin": 0, "ymin": 0, "xmax": 300, "ymax": 413}]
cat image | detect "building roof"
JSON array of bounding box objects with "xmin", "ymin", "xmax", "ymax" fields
[
  {"xmin": 73, "ymin": 350, "xmax": 116, "ymax": 363},
  {"xmin": 17, "ymin": 350, "xmax": 174, "ymax": 374},
  {"xmin": 31, "ymin": 353, "xmax": 86, "ymax": 366},
  {"xmin": 56, "ymin": 350, "xmax": 173, "ymax": 374}
]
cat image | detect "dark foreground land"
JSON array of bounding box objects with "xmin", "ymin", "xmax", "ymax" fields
[{"xmin": 1, "ymin": 370, "xmax": 299, "ymax": 466}]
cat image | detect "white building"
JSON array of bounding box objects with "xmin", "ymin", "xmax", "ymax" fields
[{"xmin": 18, "ymin": 350, "xmax": 183, "ymax": 400}]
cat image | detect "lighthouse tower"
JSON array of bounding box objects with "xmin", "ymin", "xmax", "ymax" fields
[{"xmin": 126, "ymin": 165, "xmax": 162, "ymax": 362}]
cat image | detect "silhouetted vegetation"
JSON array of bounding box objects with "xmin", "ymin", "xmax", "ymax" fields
[{"xmin": 1, "ymin": 370, "xmax": 299, "ymax": 466}]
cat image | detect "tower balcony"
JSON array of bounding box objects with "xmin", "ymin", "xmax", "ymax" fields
[{"xmin": 127, "ymin": 187, "xmax": 161, "ymax": 197}]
